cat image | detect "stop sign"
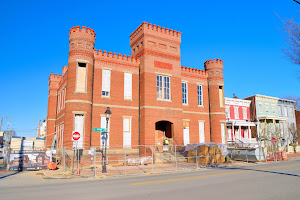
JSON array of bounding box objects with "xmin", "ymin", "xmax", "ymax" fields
[
  {"xmin": 271, "ymin": 137, "xmax": 277, "ymax": 144},
  {"xmin": 72, "ymin": 132, "xmax": 81, "ymax": 141}
]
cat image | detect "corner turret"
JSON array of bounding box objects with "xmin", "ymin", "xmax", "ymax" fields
[
  {"xmin": 204, "ymin": 58, "xmax": 226, "ymax": 144},
  {"xmin": 69, "ymin": 26, "xmax": 96, "ymax": 58}
]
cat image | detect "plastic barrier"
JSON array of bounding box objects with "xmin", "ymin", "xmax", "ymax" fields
[
  {"xmin": 282, "ymin": 150, "xmax": 288, "ymax": 161},
  {"xmin": 47, "ymin": 161, "xmax": 57, "ymax": 170},
  {"xmin": 275, "ymin": 152, "xmax": 281, "ymax": 161}
]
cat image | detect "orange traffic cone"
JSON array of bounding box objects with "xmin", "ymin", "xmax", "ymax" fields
[{"xmin": 76, "ymin": 168, "xmax": 80, "ymax": 175}]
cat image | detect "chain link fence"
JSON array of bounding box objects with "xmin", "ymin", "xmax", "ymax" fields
[
  {"xmin": 2, "ymin": 143, "xmax": 292, "ymax": 174},
  {"xmin": 59, "ymin": 144, "xmax": 234, "ymax": 178}
]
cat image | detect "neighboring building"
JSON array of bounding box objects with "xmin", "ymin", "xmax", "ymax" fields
[
  {"xmin": 278, "ymin": 99, "xmax": 297, "ymax": 146},
  {"xmin": 225, "ymin": 97, "xmax": 255, "ymax": 143},
  {"xmin": 0, "ymin": 132, "xmax": 3, "ymax": 147},
  {"xmin": 38, "ymin": 119, "xmax": 47, "ymax": 138},
  {"xmin": 244, "ymin": 94, "xmax": 297, "ymax": 147},
  {"xmin": 46, "ymin": 23, "xmax": 226, "ymax": 149},
  {"xmin": 244, "ymin": 95, "xmax": 280, "ymax": 146}
]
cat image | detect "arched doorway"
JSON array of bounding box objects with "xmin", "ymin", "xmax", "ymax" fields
[{"xmin": 155, "ymin": 121, "xmax": 174, "ymax": 146}]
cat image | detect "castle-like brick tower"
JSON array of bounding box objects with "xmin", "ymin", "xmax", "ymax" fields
[{"xmin": 46, "ymin": 22, "xmax": 226, "ymax": 149}]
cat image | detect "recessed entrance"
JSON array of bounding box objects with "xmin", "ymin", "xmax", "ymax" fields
[
  {"xmin": 155, "ymin": 120, "xmax": 174, "ymax": 148},
  {"xmin": 155, "ymin": 120, "xmax": 173, "ymax": 138}
]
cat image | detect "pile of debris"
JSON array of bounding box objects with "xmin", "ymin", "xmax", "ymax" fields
[{"xmin": 186, "ymin": 143, "xmax": 228, "ymax": 165}]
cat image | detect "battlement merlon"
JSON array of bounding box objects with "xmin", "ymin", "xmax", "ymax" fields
[
  {"xmin": 130, "ymin": 22, "xmax": 181, "ymax": 47},
  {"xmin": 94, "ymin": 49, "xmax": 140, "ymax": 67},
  {"xmin": 181, "ymin": 66, "xmax": 208, "ymax": 76},
  {"xmin": 49, "ymin": 73, "xmax": 62, "ymax": 90},
  {"xmin": 69, "ymin": 26, "xmax": 96, "ymax": 45}
]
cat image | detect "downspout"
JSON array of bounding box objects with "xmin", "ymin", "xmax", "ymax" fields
[
  {"xmin": 138, "ymin": 64, "xmax": 141, "ymax": 146},
  {"xmin": 90, "ymin": 57, "xmax": 95, "ymax": 146},
  {"xmin": 208, "ymin": 80, "xmax": 212, "ymax": 142}
]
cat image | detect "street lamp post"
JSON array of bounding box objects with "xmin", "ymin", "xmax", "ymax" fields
[{"xmin": 102, "ymin": 107, "xmax": 111, "ymax": 173}]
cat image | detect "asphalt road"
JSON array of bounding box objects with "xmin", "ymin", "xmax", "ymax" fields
[{"xmin": 1, "ymin": 160, "xmax": 300, "ymax": 200}]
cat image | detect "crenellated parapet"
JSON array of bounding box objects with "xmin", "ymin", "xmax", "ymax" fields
[
  {"xmin": 130, "ymin": 22, "xmax": 181, "ymax": 47},
  {"xmin": 204, "ymin": 58, "xmax": 224, "ymax": 84},
  {"xmin": 181, "ymin": 66, "xmax": 208, "ymax": 79},
  {"xmin": 94, "ymin": 49, "xmax": 140, "ymax": 67},
  {"xmin": 49, "ymin": 73, "xmax": 62, "ymax": 95},
  {"xmin": 204, "ymin": 58, "xmax": 223, "ymax": 67},
  {"xmin": 49, "ymin": 73, "xmax": 62, "ymax": 82},
  {"xmin": 69, "ymin": 26, "xmax": 96, "ymax": 57},
  {"xmin": 181, "ymin": 66, "xmax": 207, "ymax": 75},
  {"xmin": 69, "ymin": 26, "xmax": 96, "ymax": 43}
]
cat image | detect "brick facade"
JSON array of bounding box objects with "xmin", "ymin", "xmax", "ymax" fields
[{"xmin": 46, "ymin": 22, "xmax": 226, "ymax": 148}]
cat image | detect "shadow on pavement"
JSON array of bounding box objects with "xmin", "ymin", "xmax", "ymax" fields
[
  {"xmin": 0, "ymin": 171, "xmax": 22, "ymax": 180},
  {"xmin": 218, "ymin": 165, "xmax": 300, "ymax": 178}
]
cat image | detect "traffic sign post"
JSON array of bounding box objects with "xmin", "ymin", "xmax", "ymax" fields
[
  {"xmin": 271, "ymin": 138, "xmax": 277, "ymax": 144},
  {"xmin": 72, "ymin": 132, "xmax": 80, "ymax": 173},
  {"xmin": 72, "ymin": 132, "xmax": 80, "ymax": 140}
]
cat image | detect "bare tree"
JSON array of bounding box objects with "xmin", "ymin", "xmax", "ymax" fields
[
  {"xmin": 282, "ymin": 17, "xmax": 300, "ymax": 65},
  {"xmin": 282, "ymin": 95, "xmax": 300, "ymax": 109},
  {"xmin": 288, "ymin": 123, "xmax": 299, "ymax": 153}
]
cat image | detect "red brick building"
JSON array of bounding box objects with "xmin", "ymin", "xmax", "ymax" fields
[{"xmin": 46, "ymin": 22, "xmax": 226, "ymax": 149}]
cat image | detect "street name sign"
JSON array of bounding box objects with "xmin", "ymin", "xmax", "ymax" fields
[{"xmin": 93, "ymin": 128, "xmax": 106, "ymax": 132}]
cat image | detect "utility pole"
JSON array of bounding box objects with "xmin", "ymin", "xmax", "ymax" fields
[
  {"xmin": 37, "ymin": 117, "xmax": 41, "ymax": 138},
  {"xmin": 7, "ymin": 118, "xmax": 9, "ymax": 132},
  {"xmin": 0, "ymin": 116, "xmax": 3, "ymax": 132}
]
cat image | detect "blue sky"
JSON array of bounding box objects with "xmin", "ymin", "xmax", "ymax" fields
[{"xmin": 0, "ymin": 0, "xmax": 299, "ymax": 137}]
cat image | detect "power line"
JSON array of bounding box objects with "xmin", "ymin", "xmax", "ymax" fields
[{"xmin": 293, "ymin": 0, "xmax": 300, "ymax": 5}]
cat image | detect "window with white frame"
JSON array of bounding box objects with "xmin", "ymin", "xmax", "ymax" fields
[
  {"xmin": 74, "ymin": 114, "xmax": 84, "ymax": 148},
  {"xmin": 243, "ymin": 107, "xmax": 247, "ymax": 119},
  {"xmin": 219, "ymin": 86, "xmax": 224, "ymax": 107},
  {"xmin": 234, "ymin": 107, "xmax": 239, "ymax": 119},
  {"xmin": 280, "ymin": 123, "xmax": 284, "ymax": 137},
  {"xmin": 225, "ymin": 106, "xmax": 230, "ymax": 119},
  {"xmin": 124, "ymin": 73, "xmax": 132, "ymax": 99},
  {"xmin": 221, "ymin": 123, "xmax": 225, "ymax": 144},
  {"xmin": 289, "ymin": 107, "xmax": 294, "ymax": 118},
  {"xmin": 284, "ymin": 106, "xmax": 288, "ymax": 116},
  {"xmin": 57, "ymin": 92, "xmax": 61, "ymax": 114},
  {"xmin": 57, "ymin": 87, "xmax": 66, "ymax": 114},
  {"xmin": 182, "ymin": 82, "xmax": 188, "ymax": 104},
  {"xmin": 102, "ymin": 69, "xmax": 111, "ymax": 97},
  {"xmin": 258, "ymin": 103, "xmax": 263, "ymax": 113},
  {"xmin": 76, "ymin": 62, "xmax": 87, "ymax": 92},
  {"xmin": 123, "ymin": 117, "xmax": 131, "ymax": 148},
  {"xmin": 265, "ymin": 103, "xmax": 269, "ymax": 113},
  {"xmin": 199, "ymin": 121, "xmax": 205, "ymax": 143},
  {"xmin": 183, "ymin": 121, "xmax": 190, "ymax": 145},
  {"xmin": 197, "ymin": 85, "xmax": 203, "ymax": 106},
  {"xmin": 272, "ymin": 104, "xmax": 276, "ymax": 114},
  {"xmin": 157, "ymin": 75, "xmax": 170, "ymax": 100},
  {"xmin": 278, "ymin": 105, "xmax": 282, "ymax": 116}
]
